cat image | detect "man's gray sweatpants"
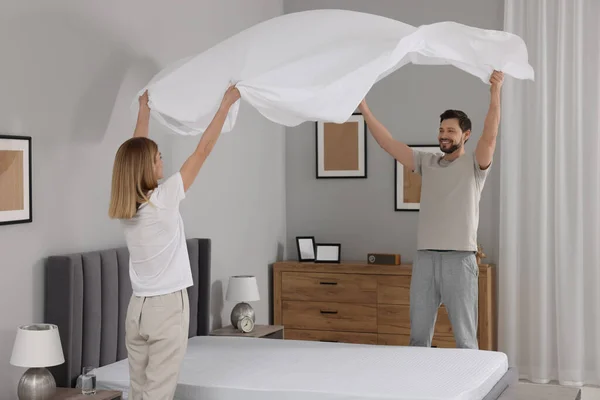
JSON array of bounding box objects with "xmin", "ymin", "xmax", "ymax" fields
[{"xmin": 409, "ymin": 250, "xmax": 479, "ymax": 349}]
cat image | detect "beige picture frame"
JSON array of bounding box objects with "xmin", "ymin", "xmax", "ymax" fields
[
  {"xmin": 316, "ymin": 113, "xmax": 367, "ymax": 179},
  {"xmin": 394, "ymin": 144, "xmax": 438, "ymax": 211}
]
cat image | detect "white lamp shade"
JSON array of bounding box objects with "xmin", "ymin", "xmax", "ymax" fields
[
  {"xmin": 10, "ymin": 324, "xmax": 65, "ymax": 368},
  {"xmin": 226, "ymin": 275, "xmax": 260, "ymax": 302}
]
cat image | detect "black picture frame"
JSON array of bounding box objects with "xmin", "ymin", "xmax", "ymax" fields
[
  {"xmin": 315, "ymin": 243, "xmax": 341, "ymax": 263},
  {"xmin": 394, "ymin": 144, "xmax": 439, "ymax": 212},
  {"xmin": 0, "ymin": 134, "xmax": 33, "ymax": 226},
  {"xmin": 296, "ymin": 236, "xmax": 316, "ymax": 262},
  {"xmin": 315, "ymin": 112, "xmax": 367, "ymax": 179}
]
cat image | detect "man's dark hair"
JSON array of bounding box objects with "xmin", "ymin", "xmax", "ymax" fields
[{"xmin": 440, "ymin": 110, "xmax": 471, "ymax": 133}]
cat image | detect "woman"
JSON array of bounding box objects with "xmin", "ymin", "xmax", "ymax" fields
[{"xmin": 108, "ymin": 86, "xmax": 240, "ymax": 400}]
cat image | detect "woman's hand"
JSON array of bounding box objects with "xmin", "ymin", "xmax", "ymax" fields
[
  {"xmin": 219, "ymin": 85, "xmax": 241, "ymax": 110},
  {"xmin": 133, "ymin": 90, "xmax": 151, "ymax": 138},
  {"xmin": 139, "ymin": 90, "xmax": 150, "ymax": 108}
]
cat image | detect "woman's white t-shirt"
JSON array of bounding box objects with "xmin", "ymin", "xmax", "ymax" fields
[{"xmin": 121, "ymin": 172, "xmax": 193, "ymax": 297}]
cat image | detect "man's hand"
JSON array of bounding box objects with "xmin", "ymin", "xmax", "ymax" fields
[
  {"xmin": 358, "ymin": 98, "xmax": 368, "ymax": 113},
  {"xmin": 475, "ymin": 70, "xmax": 504, "ymax": 169},
  {"xmin": 490, "ymin": 70, "xmax": 504, "ymax": 94}
]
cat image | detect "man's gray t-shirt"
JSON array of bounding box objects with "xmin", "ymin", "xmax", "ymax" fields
[{"xmin": 412, "ymin": 149, "xmax": 490, "ymax": 252}]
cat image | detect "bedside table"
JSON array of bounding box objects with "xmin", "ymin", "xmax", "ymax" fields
[
  {"xmin": 52, "ymin": 388, "xmax": 122, "ymax": 399},
  {"xmin": 210, "ymin": 324, "xmax": 284, "ymax": 339}
]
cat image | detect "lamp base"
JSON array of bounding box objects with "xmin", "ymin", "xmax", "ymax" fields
[
  {"xmin": 230, "ymin": 302, "xmax": 255, "ymax": 329},
  {"xmin": 17, "ymin": 367, "xmax": 56, "ymax": 400}
]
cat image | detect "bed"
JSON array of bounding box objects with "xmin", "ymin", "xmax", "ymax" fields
[{"xmin": 44, "ymin": 238, "xmax": 518, "ymax": 400}]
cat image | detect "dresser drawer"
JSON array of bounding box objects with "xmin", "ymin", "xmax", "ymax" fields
[
  {"xmin": 377, "ymin": 275, "xmax": 411, "ymax": 305},
  {"xmin": 432, "ymin": 335, "xmax": 456, "ymax": 348},
  {"xmin": 378, "ymin": 304, "xmax": 455, "ymax": 339},
  {"xmin": 377, "ymin": 304, "xmax": 411, "ymax": 334},
  {"xmin": 282, "ymin": 272, "xmax": 377, "ymax": 304},
  {"xmin": 378, "ymin": 333, "xmax": 409, "ymax": 346},
  {"xmin": 378, "ymin": 333, "xmax": 454, "ymax": 348},
  {"xmin": 434, "ymin": 306, "xmax": 453, "ymax": 337},
  {"xmin": 286, "ymin": 329, "xmax": 378, "ymax": 345},
  {"xmin": 282, "ymin": 301, "xmax": 377, "ymax": 332}
]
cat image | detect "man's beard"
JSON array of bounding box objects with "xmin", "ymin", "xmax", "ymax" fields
[{"xmin": 440, "ymin": 141, "xmax": 462, "ymax": 154}]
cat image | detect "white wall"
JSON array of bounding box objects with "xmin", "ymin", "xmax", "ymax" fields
[
  {"xmin": 0, "ymin": 0, "xmax": 284, "ymax": 396},
  {"xmin": 284, "ymin": 0, "xmax": 503, "ymax": 264}
]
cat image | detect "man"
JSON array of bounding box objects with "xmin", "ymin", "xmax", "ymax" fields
[{"xmin": 359, "ymin": 71, "xmax": 504, "ymax": 349}]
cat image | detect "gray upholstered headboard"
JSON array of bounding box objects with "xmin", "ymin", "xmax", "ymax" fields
[{"xmin": 44, "ymin": 238, "xmax": 211, "ymax": 388}]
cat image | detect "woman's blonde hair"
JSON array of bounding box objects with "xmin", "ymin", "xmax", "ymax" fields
[{"xmin": 108, "ymin": 137, "xmax": 159, "ymax": 220}]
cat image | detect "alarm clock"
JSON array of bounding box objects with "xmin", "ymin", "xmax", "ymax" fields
[
  {"xmin": 238, "ymin": 316, "xmax": 255, "ymax": 333},
  {"xmin": 367, "ymin": 253, "xmax": 401, "ymax": 265}
]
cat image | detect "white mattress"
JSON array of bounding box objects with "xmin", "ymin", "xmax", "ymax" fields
[{"xmin": 94, "ymin": 336, "xmax": 508, "ymax": 400}]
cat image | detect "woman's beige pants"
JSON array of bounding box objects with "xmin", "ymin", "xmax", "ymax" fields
[{"xmin": 125, "ymin": 289, "xmax": 189, "ymax": 400}]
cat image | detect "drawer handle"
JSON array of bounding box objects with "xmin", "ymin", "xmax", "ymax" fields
[
  {"xmin": 320, "ymin": 310, "xmax": 338, "ymax": 314},
  {"xmin": 319, "ymin": 339, "xmax": 339, "ymax": 343},
  {"xmin": 319, "ymin": 281, "xmax": 338, "ymax": 285}
]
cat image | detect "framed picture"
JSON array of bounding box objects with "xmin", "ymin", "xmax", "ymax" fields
[
  {"xmin": 316, "ymin": 113, "xmax": 367, "ymax": 178},
  {"xmin": 315, "ymin": 243, "xmax": 341, "ymax": 263},
  {"xmin": 296, "ymin": 236, "xmax": 316, "ymax": 262},
  {"xmin": 0, "ymin": 135, "xmax": 32, "ymax": 225},
  {"xmin": 394, "ymin": 144, "xmax": 439, "ymax": 211}
]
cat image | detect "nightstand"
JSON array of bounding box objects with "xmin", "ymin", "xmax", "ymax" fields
[
  {"xmin": 209, "ymin": 324, "xmax": 284, "ymax": 339},
  {"xmin": 51, "ymin": 388, "xmax": 122, "ymax": 399}
]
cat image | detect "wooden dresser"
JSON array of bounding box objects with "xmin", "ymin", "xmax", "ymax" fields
[{"xmin": 272, "ymin": 261, "xmax": 496, "ymax": 350}]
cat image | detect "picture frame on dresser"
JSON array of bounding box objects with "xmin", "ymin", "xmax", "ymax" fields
[
  {"xmin": 394, "ymin": 144, "xmax": 439, "ymax": 211},
  {"xmin": 296, "ymin": 236, "xmax": 316, "ymax": 262},
  {"xmin": 0, "ymin": 135, "xmax": 32, "ymax": 225},
  {"xmin": 315, "ymin": 243, "xmax": 341, "ymax": 263}
]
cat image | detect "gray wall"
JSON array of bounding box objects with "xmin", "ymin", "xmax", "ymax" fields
[
  {"xmin": 0, "ymin": 0, "xmax": 284, "ymax": 396},
  {"xmin": 285, "ymin": 0, "xmax": 503, "ymax": 264}
]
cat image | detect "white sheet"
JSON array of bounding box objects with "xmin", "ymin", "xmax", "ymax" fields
[
  {"xmin": 134, "ymin": 9, "xmax": 534, "ymax": 136},
  {"xmin": 94, "ymin": 336, "xmax": 508, "ymax": 400}
]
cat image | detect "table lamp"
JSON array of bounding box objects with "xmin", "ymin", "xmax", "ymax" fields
[
  {"xmin": 226, "ymin": 275, "xmax": 260, "ymax": 329},
  {"xmin": 10, "ymin": 324, "xmax": 65, "ymax": 400}
]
